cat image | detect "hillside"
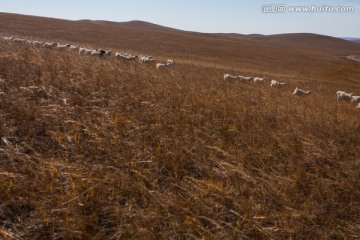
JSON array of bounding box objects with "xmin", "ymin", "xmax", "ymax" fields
[
  {"xmin": 343, "ymin": 37, "xmax": 360, "ymax": 44},
  {"xmin": 81, "ymin": 18, "xmax": 360, "ymax": 53},
  {"xmin": 246, "ymin": 33, "xmax": 360, "ymax": 52},
  {"xmin": 79, "ymin": 19, "xmax": 184, "ymax": 34},
  {"xmin": 1, "ymin": 12, "xmax": 360, "ymax": 239}
]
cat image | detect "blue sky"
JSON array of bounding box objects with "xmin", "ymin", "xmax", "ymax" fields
[{"xmin": 1, "ymin": 0, "xmax": 359, "ymax": 37}]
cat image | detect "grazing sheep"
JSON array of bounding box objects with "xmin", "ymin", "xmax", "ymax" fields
[
  {"xmin": 13, "ymin": 38, "xmax": 27, "ymax": 44},
  {"xmin": 97, "ymin": 49, "xmax": 111, "ymax": 57},
  {"xmin": 254, "ymin": 77, "xmax": 265, "ymax": 84},
  {"xmin": 128, "ymin": 55, "xmax": 138, "ymax": 61},
  {"xmin": 57, "ymin": 43, "xmax": 71, "ymax": 50},
  {"xmin": 356, "ymin": 103, "xmax": 360, "ymax": 109},
  {"xmin": 3, "ymin": 36, "xmax": 14, "ymax": 42},
  {"xmin": 43, "ymin": 42, "xmax": 57, "ymax": 48},
  {"xmin": 115, "ymin": 53, "xmax": 138, "ymax": 61},
  {"xmin": 115, "ymin": 53, "xmax": 126, "ymax": 60},
  {"xmin": 90, "ymin": 49, "xmax": 110, "ymax": 57},
  {"xmin": 90, "ymin": 50, "xmax": 105, "ymax": 57},
  {"xmin": 270, "ymin": 80, "xmax": 286, "ymax": 88},
  {"xmin": 293, "ymin": 87, "xmax": 311, "ymax": 97},
  {"xmin": 130, "ymin": 55, "xmax": 138, "ymax": 60},
  {"xmin": 350, "ymin": 95, "xmax": 360, "ymax": 104},
  {"xmin": 79, "ymin": 48, "xmax": 87, "ymax": 54},
  {"xmin": 79, "ymin": 48, "xmax": 94, "ymax": 55},
  {"xmin": 33, "ymin": 41, "xmax": 44, "ymax": 47},
  {"xmin": 336, "ymin": 91, "xmax": 353, "ymax": 102},
  {"xmin": 104, "ymin": 50, "xmax": 112, "ymax": 57},
  {"xmin": 223, "ymin": 74, "xmax": 239, "ymax": 82},
  {"xmin": 79, "ymin": 47, "xmax": 94, "ymax": 55},
  {"xmin": 85, "ymin": 49, "xmax": 93, "ymax": 55},
  {"xmin": 156, "ymin": 63, "xmax": 172, "ymax": 69},
  {"xmin": 156, "ymin": 58, "xmax": 175, "ymax": 69},
  {"xmin": 69, "ymin": 45, "xmax": 78, "ymax": 51},
  {"xmin": 139, "ymin": 56, "xmax": 156, "ymax": 64},
  {"xmin": 238, "ymin": 76, "xmax": 253, "ymax": 83}
]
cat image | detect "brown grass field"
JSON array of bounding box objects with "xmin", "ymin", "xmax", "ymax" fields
[{"xmin": 0, "ymin": 13, "xmax": 360, "ymax": 239}]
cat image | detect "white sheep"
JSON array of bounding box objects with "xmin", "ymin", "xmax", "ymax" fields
[
  {"xmin": 103, "ymin": 50, "xmax": 112, "ymax": 57},
  {"xmin": 13, "ymin": 38, "xmax": 27, "ymax": 44},
  {"xmin": 293, "ymin": 87, "xmax": 311, "ymax": 97},
  {"xmin": 79, "ymin": 48, "xmax": 87, "ymax": 54},
  {"xmin": 3, "ymin": 36, "xmax": 14, "ymax": 42},
  {"xmin": 336, "ymin": 91, "xmax": 353, "ymax": 102},
  {"xmin": 115, "ymin": 53, "xmax": 126, "ymax": 60},
  {"xmin": 78, "ymin": 48, "xmax": 94, "ymax": 55},
  {"xmin": 115, "ymin": 53, "xmax": 138, "ymax": 61},
  {"xmin": 85, "ymin": 49, "xmax": 93, "ymax": 55},
  {"xmin": 270, "ymin": 80, "xmax": 285, "ymax": 88},
  {"xmin": 167, "ymin": 59, "xmax": 175, "ymax": 65},
  {"xmin": 156, "ymin": 58, "xmax": 175, "ymax": 69},
  {"xmin": 254, "ymin": 77, "xmax": 265, "ymax": 84},
  {"xmin": 96, "ymin": 49, "xmax": 111, "ymax": 57},
  {"xmin": 43, "ymin": 42, "xmax": 57, "ymax": 48},
  {"xmin": 90, "ymin": 49, "xmax": 111, "ymax": 57},
  {"xmin": 350, "ymin": 95, "xmax": 360, "ymax": 104},
  {"xmin": 90, "ymin": 50, "xmax": 104, "ymax": 57},
  {"xmin": 57, "ymin": 43, "xmax": 71, "ymax": 50},
  {"xmin": 356, "ymin": 103, "xmax": 360, "ymax": 109},
  {"xmin": 127, "ymin": 55, "xmax": 138, "ymax": 61},
  {"xmin": 238, "ymin": 76, "xmax": 253, "ymax": 83},
  {"xmin": 223, "ymin": 74, "xmax": 239, "ymax": 82},
  {"xmin": 33, "ymin": 41, "xmax": 44, "ymax": 47},
  {"xmin": 139, "ymin": 56, "xmax": 156, "ymax": 64},
  {"xmin": 69, "ymin": 45, "xmax": 77, "ymax": 51},
  {"xmin": 156, "ymin": 63, "xmax": 172, "ymax": 69}
]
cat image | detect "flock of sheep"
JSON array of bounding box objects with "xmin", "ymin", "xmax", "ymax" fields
[
  {"xmin": 336, "ymin": 91, "xmax": 360, "ymax": 108},
  {"xmin": 224, "ymin": 74, "xmax": 360, "ymax": 109},
  {"xmin": 3, "ymin": 36, "xmax": 360, "ymax": 109},
  {"xmin": 3, "ymin": 36, "xmax": 175, "ymax": 69}
]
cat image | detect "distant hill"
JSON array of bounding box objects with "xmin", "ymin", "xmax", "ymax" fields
[
  {"xmin": 79, "ymin": 19, "xmax": 184, "ymax": 34},
  {"xmin": 342, "ymin": 37, "xmax": 360, "ymax": 44},
  {"xmin": 1, "ymin": 12, "xmax": 358, "ymax": 54},
  {"xmin": 249, "ymin": 33, "xmax": 360, "ymax": 51},
  {"xmin": 78, "ymin": 19, "xmax": 245, "ymax": 41},
  {"xmin": 79, "ymin": 18, "xmax": 360, "ymax": 53}
]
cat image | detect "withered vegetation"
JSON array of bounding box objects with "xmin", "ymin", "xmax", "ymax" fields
[{"xmin": 0, "ymin": 13, "xmax": 360, "ymax": 239}]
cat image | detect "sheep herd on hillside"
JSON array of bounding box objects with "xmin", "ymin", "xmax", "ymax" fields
[
  {"xmin": 223, "ymin": 74, "xmax": 360, "ymax": 109},
  {"xmin": 337, "ymin": 91, "xmax": 360, "ymax": 109},
  {"xmin": 3, "ymin": 36, "xmax": 360, "ymax": 110},
  {"xmin": 3, "ymin": 36, "xmax": 175, "ymax": 68}
]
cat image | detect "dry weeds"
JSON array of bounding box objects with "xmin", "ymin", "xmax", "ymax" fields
[{"xmin": 0, "ymin": 14, "xmax": 360, "ymax": 240}]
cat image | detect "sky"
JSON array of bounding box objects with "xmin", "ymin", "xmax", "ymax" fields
[{"xmin": 1, "ymin": 0, "xmax": 360, "ymax": 38}]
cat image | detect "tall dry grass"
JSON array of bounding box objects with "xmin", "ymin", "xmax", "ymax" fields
[{"xmin": 0, "ymin": 40, "xmax": 360, "ymax": 240}]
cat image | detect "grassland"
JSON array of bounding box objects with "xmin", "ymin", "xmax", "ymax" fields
[{"xmin": 0, "ymin": 13, "xmax": 360, "ymax": 239}]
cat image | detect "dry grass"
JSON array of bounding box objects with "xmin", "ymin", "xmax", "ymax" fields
[{"xmin": 0, "ymin": 13, "xmax": 360, "ymax": 240}]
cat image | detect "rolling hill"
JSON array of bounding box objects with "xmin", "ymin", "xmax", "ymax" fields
[
  {"xmin": 80, "ymin": 18, "xmax": 360, "ymax": 53},
  {"xmin": 342, "ymin": 37, "xmax": 360, "ymax": 44}
]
